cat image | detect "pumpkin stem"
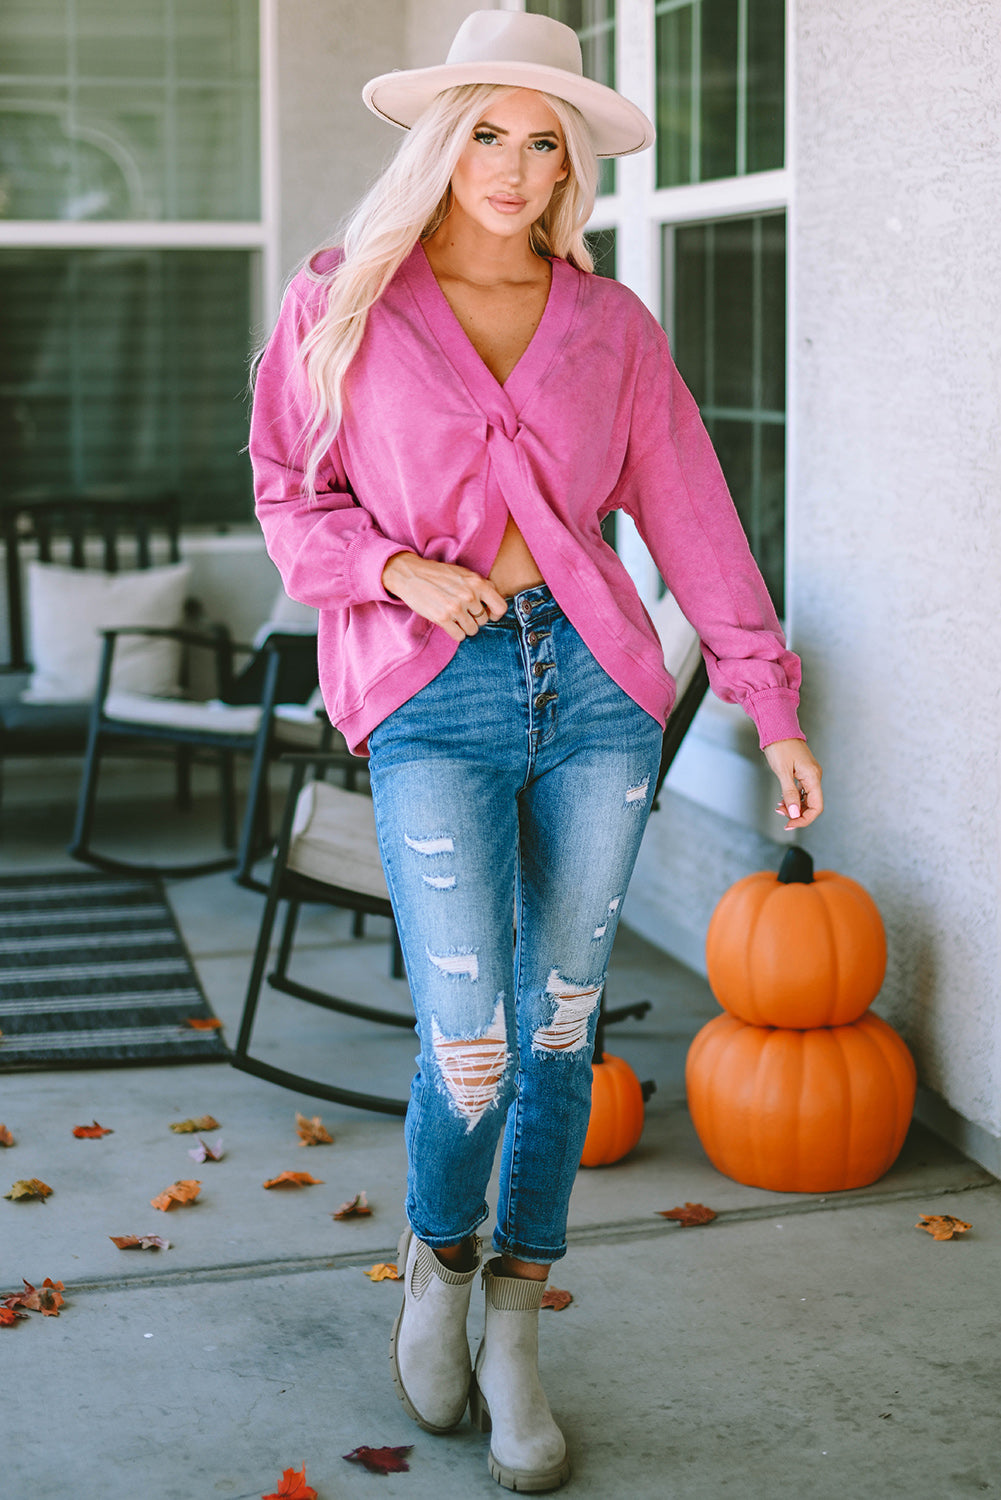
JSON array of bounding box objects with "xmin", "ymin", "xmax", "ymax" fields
[{"xmin": 778, "ymin": 846, "xmax": 814, "ymax": 885}]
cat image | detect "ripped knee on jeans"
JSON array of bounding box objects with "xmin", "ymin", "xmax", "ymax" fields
[
  {"xmin": 532, "ymin": 969, "xmax": 603, "ymax": 1055},
  {"xmin": 430, "ymin": 996, "xmax": 510, "ymax": 1131}
]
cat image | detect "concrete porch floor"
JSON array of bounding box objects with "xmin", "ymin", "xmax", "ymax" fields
[{"xmin": 1, "ymin": 759, "xmax": 999, "ymax": 1500}]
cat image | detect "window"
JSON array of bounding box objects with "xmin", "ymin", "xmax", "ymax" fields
[
  {"xmin": 0, "ymin": 0, "xmax": 261, "ymax": 525},
  {"xmin": 526, "ymin": 0, "xmax": 617, "ymax": 195},
  {"xmin": 655, "ymin": 0, "xmax": 784, "ymax": 187}
]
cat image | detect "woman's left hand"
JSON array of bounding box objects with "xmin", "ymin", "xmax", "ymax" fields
[{"xmin": 763, "ymin": 738, "xmax": 824, "ymax": 830}]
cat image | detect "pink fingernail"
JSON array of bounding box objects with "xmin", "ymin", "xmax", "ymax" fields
[{"xmin": 788, "ymin": 805, "xmax": 801, "ymax": 819}]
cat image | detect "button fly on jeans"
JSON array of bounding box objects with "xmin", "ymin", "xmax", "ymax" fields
[
  {"xmin": 534, "ymin": 691, "xmax": 557, "ymax": 710},
  {"xmin": 533, "ymin": 662, "xmax": 550, "ymax": 677}
]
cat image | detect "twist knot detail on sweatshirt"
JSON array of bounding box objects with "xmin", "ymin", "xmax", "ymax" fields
[{"xmin": 250, "ymin": 242, "xmax": 803, "ymax": 755}]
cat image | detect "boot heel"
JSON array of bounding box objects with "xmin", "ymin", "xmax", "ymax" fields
[{"xmin": 468, "ymin": 1376, "xmax": 492, "ymax": 1433}]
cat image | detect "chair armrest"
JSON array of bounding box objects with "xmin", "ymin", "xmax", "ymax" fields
[{"xmin": 93, "ymin": 623, "xmax": 239, "ymax": 702}]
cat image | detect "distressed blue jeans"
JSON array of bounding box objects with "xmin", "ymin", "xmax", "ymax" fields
[{"xmin": 368, "ymin": 585, "xmax": 663, "ymax": 1264}]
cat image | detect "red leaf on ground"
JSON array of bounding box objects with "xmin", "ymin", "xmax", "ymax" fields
[
  {"xmin": 4, "ymin": 1178, "xmax": 53, "ymax": 1201},
  {"xmin": 658, "ymin": 1202, "xmax": 717, "ymax": 1227},
  {"xmin": 262, "ymin": 1171, "xmax": 324, "ymax": 1190},
  {"xmin": 0, "ymin": 1125, "xmax": 15, "ymax": 1147},
  {"xmin": 333, "ymin": 1191, "xmax": 372, "ymax": 1220},
  {"xmin": 296, "ymin": 1112, "xmax": 333, "ymax": 1146},
  {"xmin": 185, "ymin": 1017, "xmax": 223, "ymax": 1030},
  {"xmin": 541, "ymin": 1286, "xmax": 573, "ymax": 1311},
  {"xmin": 169, "ymin": 1115, "xmax": 221, "ymax": 1133},
  {"xmin": 0, "ymin": 1306, "xmax": 27, "ymax": 1326},
  {"xmin": 262, "ymin": 1464, "xmax": 318, "ymax": 1499},
  {"xmin": 344, "ymin": 1445, "xmax": 412, "ymax": 1475},
  {"xmin": 110, "ymin": 1235, "xmax": 171, "ymax": 1251},
  {"xmin": 3, "ymin": 1278, "xmax": 65, "ymax": 1316},
  {"xmin": 73, "ymin": 1121, "xmax": 113, "ymax": 1138},
  {"xmin": 916, "ymin": 1214, "xmax": 972, "ymax": 1240},
  {"xmin": 151, "ymin": 1179, "xmax": 202, "ymax": 1211}
]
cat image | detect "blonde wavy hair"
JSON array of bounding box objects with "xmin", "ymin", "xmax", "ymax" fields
[{"xmin": 294, "ymin": 83, "xmax": 598, "ymax": 496}]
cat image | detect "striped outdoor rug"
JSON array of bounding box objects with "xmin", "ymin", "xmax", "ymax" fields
[{"xmin": 0, "ymin": 869, "xmax": 228, "ymax": 1070}]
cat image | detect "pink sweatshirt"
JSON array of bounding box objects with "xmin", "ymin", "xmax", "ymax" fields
[{"xmin": 250, "ymin": 243, "xmax": 803, "ymax": 755}]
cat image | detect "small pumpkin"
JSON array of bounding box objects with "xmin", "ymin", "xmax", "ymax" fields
[
  {"xmin": 580, "ymin": 1052, "xmax": 646, "ymax": 1167},
  {"xmin": 705, "ymin": 847, "xmax": 887, "ymax": 1029},
  {"xmin": 685, "ymin": 1010, "xmax": 916, "ymax": 1193}
]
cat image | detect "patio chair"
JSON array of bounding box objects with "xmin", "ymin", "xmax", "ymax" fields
[
  {"xmin": 230, "ymin": 590, "xmax": 709, "ymax": 1116},
  {"xmin": 67, "ymin": 591, "xmax": 323, "ymax": 885},
  {"xmin": 0, "ymin": 491, "xmax": 186, "ymax": 822}
]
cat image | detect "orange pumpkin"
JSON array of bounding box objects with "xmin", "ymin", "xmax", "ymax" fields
[
  {"xmin": 580, "ymin": 1052, "xmax": 646, "ymax": 1167},
  {"xmin": 705, "ymin": 847, "xmax": 887, "ymax": 1028},
  {"xmin": 686, "ymin": 1010, "xmax": 916, "ymax": 1192}
]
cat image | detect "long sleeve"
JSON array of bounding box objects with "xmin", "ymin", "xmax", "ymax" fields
[
  {"xmin": 249, "ymin": 277, "xmax": 407, "ymax": 610},
  {"xmin": 611, "ymin": 327, "xmax": 803, "ymax": 748}
]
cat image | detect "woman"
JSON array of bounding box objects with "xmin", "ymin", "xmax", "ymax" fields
[{"xmin": 250, "ymin": 11, "xmax": 822, "ymax": 1492}]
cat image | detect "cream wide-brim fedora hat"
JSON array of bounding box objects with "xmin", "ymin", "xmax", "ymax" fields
[{"xmin": 363, "ymin": 10, "xmax": 654, "ymax": 159}]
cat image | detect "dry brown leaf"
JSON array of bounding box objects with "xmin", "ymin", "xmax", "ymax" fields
[
  {"xmin": 541, "ymin": 1286, "xmax": 573, "ymax": 1311},
  {"xmin": 0, "ymin": 1306, "xmax": 27, "ymax": 1326},
  {"xmin": 658, "ymin": 1201, "xmax": 718, "ymax": 1227},
  {"xmin": 0, "ymin": 1125, "xmax": 15, "ymax": 1148},
  {"xmin": 3, "ymin": 1278, "xmax": 65, "ymax": 1316},
  {"xmin": 188, "ymin": 1137, "xmax": 224, "ymax": 1163},
  {"xmin": 110, "ymin": 1235, "xmax": 171, "ymax": 1251},
  {"xmin": 343, "ymin": 1445, "xmax": 412, "ymax": 1475},
  {"xmin": 151, "ymin": 1179, "xmax": 202, "ymax": 1211},
  {"xmin": 4, "ymin": 1178, "xmax": 53, "ymax": 1202},
  {"xmin": 185, "ymin": 1016, "xmax": 224, "ymax": 1030},
  {"xmin": 916, "ymin": 1214, "xmax": 972, "ymax": 1241},
  {"xmin": 262, "ymin": 1465, "xmax": 318, "ymax": 1500},
  {"xmin": 262, "ymin": 1171, "xmax": 324, "ymax": 1190},
  {"xmin": 296, "ymin": 1112, "xmax": 333, "ymax": 1147},
  {"xmin": 363, "ymin": 1262, "xmax": 401, "ymax": 1282},
  {"xmin": 169, "ymin": 1115, "xmax": 220, "ymax": 1134},
  {"xmin": 73, "ymin": 1121, "xmax": 113, "ymax": 1138},
  {"xmin": 333, "ymin": 1191, "xmax": 372, "ymax": 1220}
]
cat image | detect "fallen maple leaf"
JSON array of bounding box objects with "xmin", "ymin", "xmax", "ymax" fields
[
  {"xmin": 4, "ymin": 1178, "xmax": 53, "ymax": 1201},
  {"xmin": 262, "ymin": 1464, "xmax": 317, "ymax": 1500},
  {"xmin": 333, "ymin": 1191, "xmax": 372, "ymax": 1220},
  {"xmin": 658, "ymin": 1201, "xmax": 718, "ymax": 1227},
  {"xmin": 188, "ymin": 1137, "xmax": 224, "ymax": 1163},
  {"xmin": 185, "ymin": 1016, "xmax": 224, "ymax": 1030},
  {"xmin": 916, "ymin": 1214, "xmax": 972, "ymax": 1241},
  {"xmin": 109, "ymin": 1235, "xmax": 171, "ymax": 1251},
  {"xmin": 0, "ymin": 1125, "xmax": 14, "ymax": 1147},
  {"xmin": 169, "ymin": 1115, "xmax": 220, "ymax": 1133},
  {"xmin": 364, "ymin": 1262, "xmax": 401, "ymax": 1282},
  {"xmin": 151, "ymin": 1179, "xmax": 202, "ymax": 1211},
  {"xmin": 296, "ymin": 1111, "xmax": 333, "ymax": 1147},
  {"xmin": 73, "ymin": 1121, "xmax": 113, "ymax": 1138},
  {"xmin": 0, "ymin": 1307, "xmax": 27, "ymax": 1326},
  {"xmin": 3, "ymin": 1278, "xmax": 65, "ymax": 1316},
  {"xmin": 262, "ymin": 1171, "xmax": 324, "ymax": 1190},
  {"xmin": 541, "ymin": 1287, "xmax": 573, "ymax": 1311},
  {"xmin": 344, "ymin": 1445, "xmax": 412, "ymax": 1475}
]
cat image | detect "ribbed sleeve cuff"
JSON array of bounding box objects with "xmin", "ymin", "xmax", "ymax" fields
[
  {"xmin": 347, "ymin": 532, "xmax": 413, "ymax": 605},
  {"xmin": 746, "ymin": 688, "xmax": 805, "ymax": 749}
]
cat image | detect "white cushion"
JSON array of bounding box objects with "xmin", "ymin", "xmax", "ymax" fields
[
  {"xmin": 21, "ymin": 560, "xmax": 191, "ymax": 704},
  {"xmin": 103, "ymin": 692, "xmax": 263, "ymax": 736},
  {"xmin": 650, "ymin": 589, "xmax": 703, "ymax": 692},
  {"xmin": 286, "ymin": 780, "xmax": 389, "ymax": 901}
]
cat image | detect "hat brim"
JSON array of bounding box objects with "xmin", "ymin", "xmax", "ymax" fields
[{"xmin": 362, "ymin": 62, "xmax": 654, "ymax": 159}]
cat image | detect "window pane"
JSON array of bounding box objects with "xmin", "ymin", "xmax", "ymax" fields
[
  {"xmin": 667, "ymin": 213, "xmax": 786, "ymax": 611},
  {"xmin": 585, "ymin": 226, "xmax": 617, "ymax": 278},
  {"xmin": 656, "ymin": 0, "xmax": 784, "ymax": 187},
  {"xmin": 526, "ymin": 0, "xmax": 616, "ymax": 195},
  {"xmin": 0, "ymin": 0, "xmax": 259, "ymax": 221},
  {"xmin": 0, "ymin": 249, "xmax": 255, "ymax": 525}
]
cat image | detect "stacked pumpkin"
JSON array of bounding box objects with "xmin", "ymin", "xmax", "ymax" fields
[{"xmin": 686, "ymin": 847, "xmax": 916, "ymax": 1192}]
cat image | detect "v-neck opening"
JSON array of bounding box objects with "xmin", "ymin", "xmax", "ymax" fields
[{"xmin": 405, "ymin": 241, "xmax": 576, "ymax": 413}]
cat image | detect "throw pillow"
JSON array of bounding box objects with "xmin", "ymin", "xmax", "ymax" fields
[{"xmin": 21, "ymin": 560, "xmax": 192, "ymax": 703}]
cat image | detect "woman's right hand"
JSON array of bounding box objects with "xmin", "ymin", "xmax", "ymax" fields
[{"xmin": 382, "ymin": 551, "xmax": 508, "ymax": 642}]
